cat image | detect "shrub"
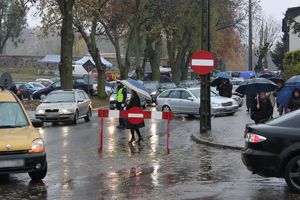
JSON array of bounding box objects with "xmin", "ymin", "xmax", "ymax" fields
[{"xmin": 283, "ymin": 50, "xmax": 300, "ymax": 79}]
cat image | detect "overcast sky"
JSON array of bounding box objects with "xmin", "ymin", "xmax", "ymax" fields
[{"xmin": 260, "ymin": 0, "xmax": 299, "ymax": 21}]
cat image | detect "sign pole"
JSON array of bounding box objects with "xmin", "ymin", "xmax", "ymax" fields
[
  {"xmin": 98, "ymin": 117, "xmax": 104, "ymax": 153},
  {"xmin": 200, "ymin": 0, "xmax": 211, "ymax": 133},
  {"xmin": 166, "ymin": 118, "xmax": 171, "ymax": 154}
]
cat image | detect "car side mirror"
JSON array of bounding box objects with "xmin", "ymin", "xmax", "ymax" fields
[
  {"xmin": 31, "ymin": 119, "xmax": 43, "ymax": 128},
  {"xmin": 188, "ymin": 97, "xmax": 194, "ymax": 101}
]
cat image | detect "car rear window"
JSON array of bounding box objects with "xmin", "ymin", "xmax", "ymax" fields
[
  {"xmin": 43, "ymin": 92, "xmax": 75, "ymax": 103},
  {"xmin": 266, "ymin": 111, "xmax": 300, "ymax": 128},
  {"xmin": 0, "ymin": 102, "xmax": 28, "ymax": 127}
]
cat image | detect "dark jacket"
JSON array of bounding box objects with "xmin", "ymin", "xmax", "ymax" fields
[
  {"xmin": 251, "ymin": 97, "xmax": 273, "ymax": 124},
  {"xmin": 288, "ymin": 89, "xmax": 300, "ymax": 112},
  {"xmin": 217, "ymin": 81, "xmax": 233, "ymax": 98},
  {"xmin": 126, "ymin": 94, "xmax": 145, "ymax": 129}
]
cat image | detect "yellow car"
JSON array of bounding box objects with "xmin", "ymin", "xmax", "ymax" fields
[{"xmin": 0, "ymin": 86, "xmax": 47, "ymax": 180}]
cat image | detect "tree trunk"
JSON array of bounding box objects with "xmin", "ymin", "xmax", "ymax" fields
[
  {"xmin": 167, "ymin": 39, "xmax": 176, "ymax": 83},
  {"xmin": 59, "ymin": 1, "xmax": 75, "ymax": 90},
  {"xmin": 148, "ymin": 38, "xmax": 162, "ymax": 82}
]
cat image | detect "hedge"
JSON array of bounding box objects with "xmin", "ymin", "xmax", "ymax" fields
[{"xmin": 283, "ymin": 50, "xmax": 300, "ymax": 79}]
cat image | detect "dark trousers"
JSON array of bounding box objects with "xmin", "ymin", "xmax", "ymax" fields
[{"xmin": 116, "ymin": 102, "xmax": 125, "ymax": 126}]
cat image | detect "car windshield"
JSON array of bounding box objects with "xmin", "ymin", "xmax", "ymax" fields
[
  {"xmin": 190, "ymin": 89, "xmax": 200, "ymax": 98},
  {"xmin": 144, "ymin": 82, "xmax": 158, "ymax": 91},
  {"xmin": 0, "ymin": 102, "xmax": 28, "ymax": 128},
  {"xmin": 43, "ymin": 92, "xmax": 75, "ymax": 103}
]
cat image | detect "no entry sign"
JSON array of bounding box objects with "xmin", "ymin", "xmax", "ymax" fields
[{"xmin": 190, "ymin": 50, "xmax": 215, "ymax": 75}]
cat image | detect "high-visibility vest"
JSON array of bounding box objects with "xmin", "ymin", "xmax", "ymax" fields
[{"xmin": 117, "ymin": 88, "xmax": 124, "ymax": 103}]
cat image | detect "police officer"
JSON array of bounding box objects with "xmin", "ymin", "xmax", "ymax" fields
[{"xmin": 116, "ymin": 81, "xmax": 127, "ymax": 129}]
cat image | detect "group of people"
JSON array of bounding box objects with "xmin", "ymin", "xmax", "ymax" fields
[
  {"xmin": 247, "ymin": 81, "xmax": 300, "ymax": 124},
  {"xmin": 115, "ymin": 81, "xmax": 144, "ymax": 144}
]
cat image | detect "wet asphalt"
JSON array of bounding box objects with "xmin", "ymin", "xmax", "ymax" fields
[{"xmin": 1, "ymin": 107, "xmax": 300, "ymax": 200}]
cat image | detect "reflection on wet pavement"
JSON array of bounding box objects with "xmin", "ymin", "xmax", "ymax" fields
[{"xmin": 1, "ymin": 111, "xmax": 300, "ymax": 199}]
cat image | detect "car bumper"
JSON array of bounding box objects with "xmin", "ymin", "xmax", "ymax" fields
[
  {"xmin": 36, "ymin": 113, "xmax": 74, "ymax": 122},
  {"xmin": 0, "ymin": 152, "xmax": 47, "ymax": 174},
  {"xmin": 242, "ymin": 148, "xmax": 281, "ymax": 177},
  {"xmin": 211, "ymin": 105, "xmax": 238, "ymax": 115}
]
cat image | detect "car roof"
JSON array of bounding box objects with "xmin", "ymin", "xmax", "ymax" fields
[{"xmin": 0, "ymin": 88, "xmax": 17, "ymax": 102}]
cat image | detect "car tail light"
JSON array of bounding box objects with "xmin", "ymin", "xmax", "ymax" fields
[{"xmin": 245, "ymin": 133, "xmax": 267, "ymax": 143}]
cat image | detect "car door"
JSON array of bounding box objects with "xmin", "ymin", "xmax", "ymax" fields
[
  {"xmin": 168, "ymin": 90, "xmax": 182, "ymax": 113},
  {"xmin": 79, "ymin": 91, "xmax": 90, "ymax": 115},
  {"xmin": 76, "ymin": 92, "xmax": 85, "ymax": 117},
  {"xmin": 179, "ymin": 90, "xmax": 196, "ymax": 114}
]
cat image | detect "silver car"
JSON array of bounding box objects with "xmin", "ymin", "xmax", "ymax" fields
[
  {"xmin": 211, "ymin": 87, "xmax": 243, "ymax": 107},
  {"xmin": 156, "ymin": 87, "xmax": 239, "ymax": 116},
  {"xmin": 35, "ymin": 89, "xmax": 92, "ymax": 125}
]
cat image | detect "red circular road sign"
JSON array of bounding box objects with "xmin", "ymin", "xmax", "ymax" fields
[
  {"xmin": 127, "ymin": 107, "xmax": 144, "ymax": 125},
  {"xmin": 190, "ymin": 50, "xmax": 215, "ymax": 75}
]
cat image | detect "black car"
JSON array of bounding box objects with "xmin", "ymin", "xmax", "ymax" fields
[
  {"xmin": 242, "ymin": 110, "xmax": 300, "ymax": 192},
  {"xmin": 33, "ymin": 78, "xmax": 93, "ymax": 99}
]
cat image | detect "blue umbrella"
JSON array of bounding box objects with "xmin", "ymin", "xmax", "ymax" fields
[
  {"xmin": 276, "ymin": 87, "xmax": 293, "ymax": 108},
  {"xmin": 216, "ymin": 72, "xmax": 231, "ymax": 79},
  {"xmin": 285, "ymin": 75, "xmax": 300, "ymax": 88},
  {"xmin": 240, "ymin": 71, "xmax": 256, "ymax": 79},
  {"xmin": 236, "ymin": 78, "xmax": 277, "ymax": 96},
  {"xmin": 120, "ymin": 79, "xmax": 151, "ymax": 100}
]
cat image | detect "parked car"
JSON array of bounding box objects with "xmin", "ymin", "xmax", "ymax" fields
[
  {"xmin": 32, "ymin": 78, "xmax": 93, "ymax": 99},
  {"xmin": 28, "ymin": 82, "xmax": 46, "ymax": 89},
  {"xmin": 211, "ymin": 87, "xmax": 243, "ymax": 107},
  {"xmin": 35, "ymin": 89, "xmax": 92, "ymax": 125},
  {"xmin": 14, "ymin": 82, "xmax": 33, "ymax": 100},
  {"xmin": 0, "ymin": 87, "xmax": 47, "ymax": 180},
  {"xmin": 92, "ymin": 80, "xmax": 114, "ymax": 96},
  {"xmin": 178, "ymin": 80, "xmax": 199, "ymax": 88},
  {"xmin": 160, "ymin": 82, "xmax": 177, "ymax": 91},
  {"xmin": 35, "ymin": 79, "xmax": 53, "ymax": 87},
  {"xmin": 144, "ymin": 81, "xmax": 161, "ymax": 105},
  {"xmin": 109, "ymin": 88, "xmax": 147, "ymax": 110},
  {"xmin": 242, "ymin": 110, "xmax": 300, "ymax": 192},
  {"xmin": 156, "ymin": 87, "xmax": 238, "ymax": 116},
  {"xmin": 231, "ymin": 77, "xmax": 244, "ymax": 97}
]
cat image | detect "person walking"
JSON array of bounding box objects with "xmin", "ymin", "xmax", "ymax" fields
[
  {"xmin": 217, "ymin": 79, "xmax": 233, "ymax": 98},
  {"xmin": 250, "ymin": 92, "xmax": 273, "ymax": 124},
  {"xmin": 127, "ymin": 90, "xmax": 145, "ymax": 144},
  {"xmin": 288, "ymin": 88, "xmax": 300, "ymax": 112},
  {"xmin": 116, "ymin": 81, "xmax": 127, "ymax": 129}
]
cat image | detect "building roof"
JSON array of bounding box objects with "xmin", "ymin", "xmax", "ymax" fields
[
  {"xmin": 73, "ymin": 56, "xmax": 113, "ymax": 67},
  {"xmin": 38, "ymin": 54, "xmax": 61, "ymax": 64},
  {"xmin": 286, "ymin": 6, "xmax": 300, "ymax": 19}
]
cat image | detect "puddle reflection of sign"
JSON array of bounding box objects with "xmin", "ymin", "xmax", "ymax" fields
[{"xmin": 82, "ymin": 60, "xmax": 95, "ymax": 72}]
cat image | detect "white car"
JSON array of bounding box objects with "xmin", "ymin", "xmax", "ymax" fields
[{"xmin": 156, "ymin": 87, "xmax": 239, "ymax": 116}]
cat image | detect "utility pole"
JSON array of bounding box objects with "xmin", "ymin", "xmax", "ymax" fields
[
  {"xmin": 200, "ymin": 0, "xmax": 211, "ymax": 133},
  {"xmin": 248, "ymin": 0, "xmax": 253, "ymax": 71}
]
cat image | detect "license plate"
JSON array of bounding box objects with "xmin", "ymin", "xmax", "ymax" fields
[{"xmin": 0, "ymin": 160, "xmax": 24, "ymax": 168}]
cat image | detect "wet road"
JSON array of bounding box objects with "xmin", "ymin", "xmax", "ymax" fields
[{"xmin": 1, "ymin": 108, "xmax": 300, "ymax": 200}]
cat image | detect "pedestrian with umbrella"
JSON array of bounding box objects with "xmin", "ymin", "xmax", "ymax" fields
[
  {"xmin": 288, "ymin": 88, "xmax": 300, "ymax": 112},
  {"xmin": 211, "ymin": 72, "xmax": 232, "ymax": 98},
  {"xmin": 120, "ymin": 79, "xmax": 151, "ymax": 144},
  {"xmin": 236, "ymin": 78, "xmax": 277, "ymax": 123}
]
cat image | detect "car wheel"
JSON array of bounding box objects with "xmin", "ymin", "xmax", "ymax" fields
[
  {"xmin": 162, "ymin": 105, "xmax": 171, "ymax": 112},
  {"xmin": 28, "ymin": 162, "xmax": 47, "ymax": 181},
  {"xmin": 72, "ymin": 110, "xmax": 79, "ymax": 125},
  {"xmin": 284, "ymin": 155, "xmax": 300, "ymax": 192},
  {"xmin": 84, "ymin": 108, "xmax": 92, "ymax": 122}
]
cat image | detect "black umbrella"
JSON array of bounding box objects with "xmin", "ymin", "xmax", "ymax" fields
[
  {"xmin": 269, "ymin": 77, "xmax": 284, "ymax": 84},
  {"xmin": 236, "ymin": 78, "xmax": 277, "ymax": 96}
]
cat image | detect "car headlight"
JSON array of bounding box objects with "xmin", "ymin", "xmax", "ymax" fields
[
  {"xmin": 29, "ymin": 138, "xmax": 45, "ymax": 154},
  {"xmin": 59, "ymin": 109, "xmax": 73, "ymax": 114},
  {"xmin": 36, "ymin": 109, "xmax": 45, "ymax": 115},
  {"xmin": 110, "ymin": 96, "xmax": 115, "ymax": 101},
  {"xmin": 212, "ymin": 102, "xmax": 221, "ymax": 107},
  {"xmin": 233, "ymin": 100, "xmax": 239, "ymax": 106}
]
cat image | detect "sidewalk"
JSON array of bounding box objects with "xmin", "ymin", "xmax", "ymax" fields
[{"xmin": 191, "ymin": 106, "xmax": 254, "ymax": 151}]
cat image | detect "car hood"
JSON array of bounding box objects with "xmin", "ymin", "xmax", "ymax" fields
[
  {"xmin": 37, "ymin": 102, "xmax": 76, "ymax": 110},
  {"xmin": 0, "ymin": 126, "xmax": 40, "ymax": 151},
  {"xmin": 211, "ymin": 96, "xmax": 236, "ymax": 104}
]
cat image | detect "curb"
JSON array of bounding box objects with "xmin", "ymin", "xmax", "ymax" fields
[{"xmin": 191, "ymin": 134, "xmax": 243, "ymax": 151}]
